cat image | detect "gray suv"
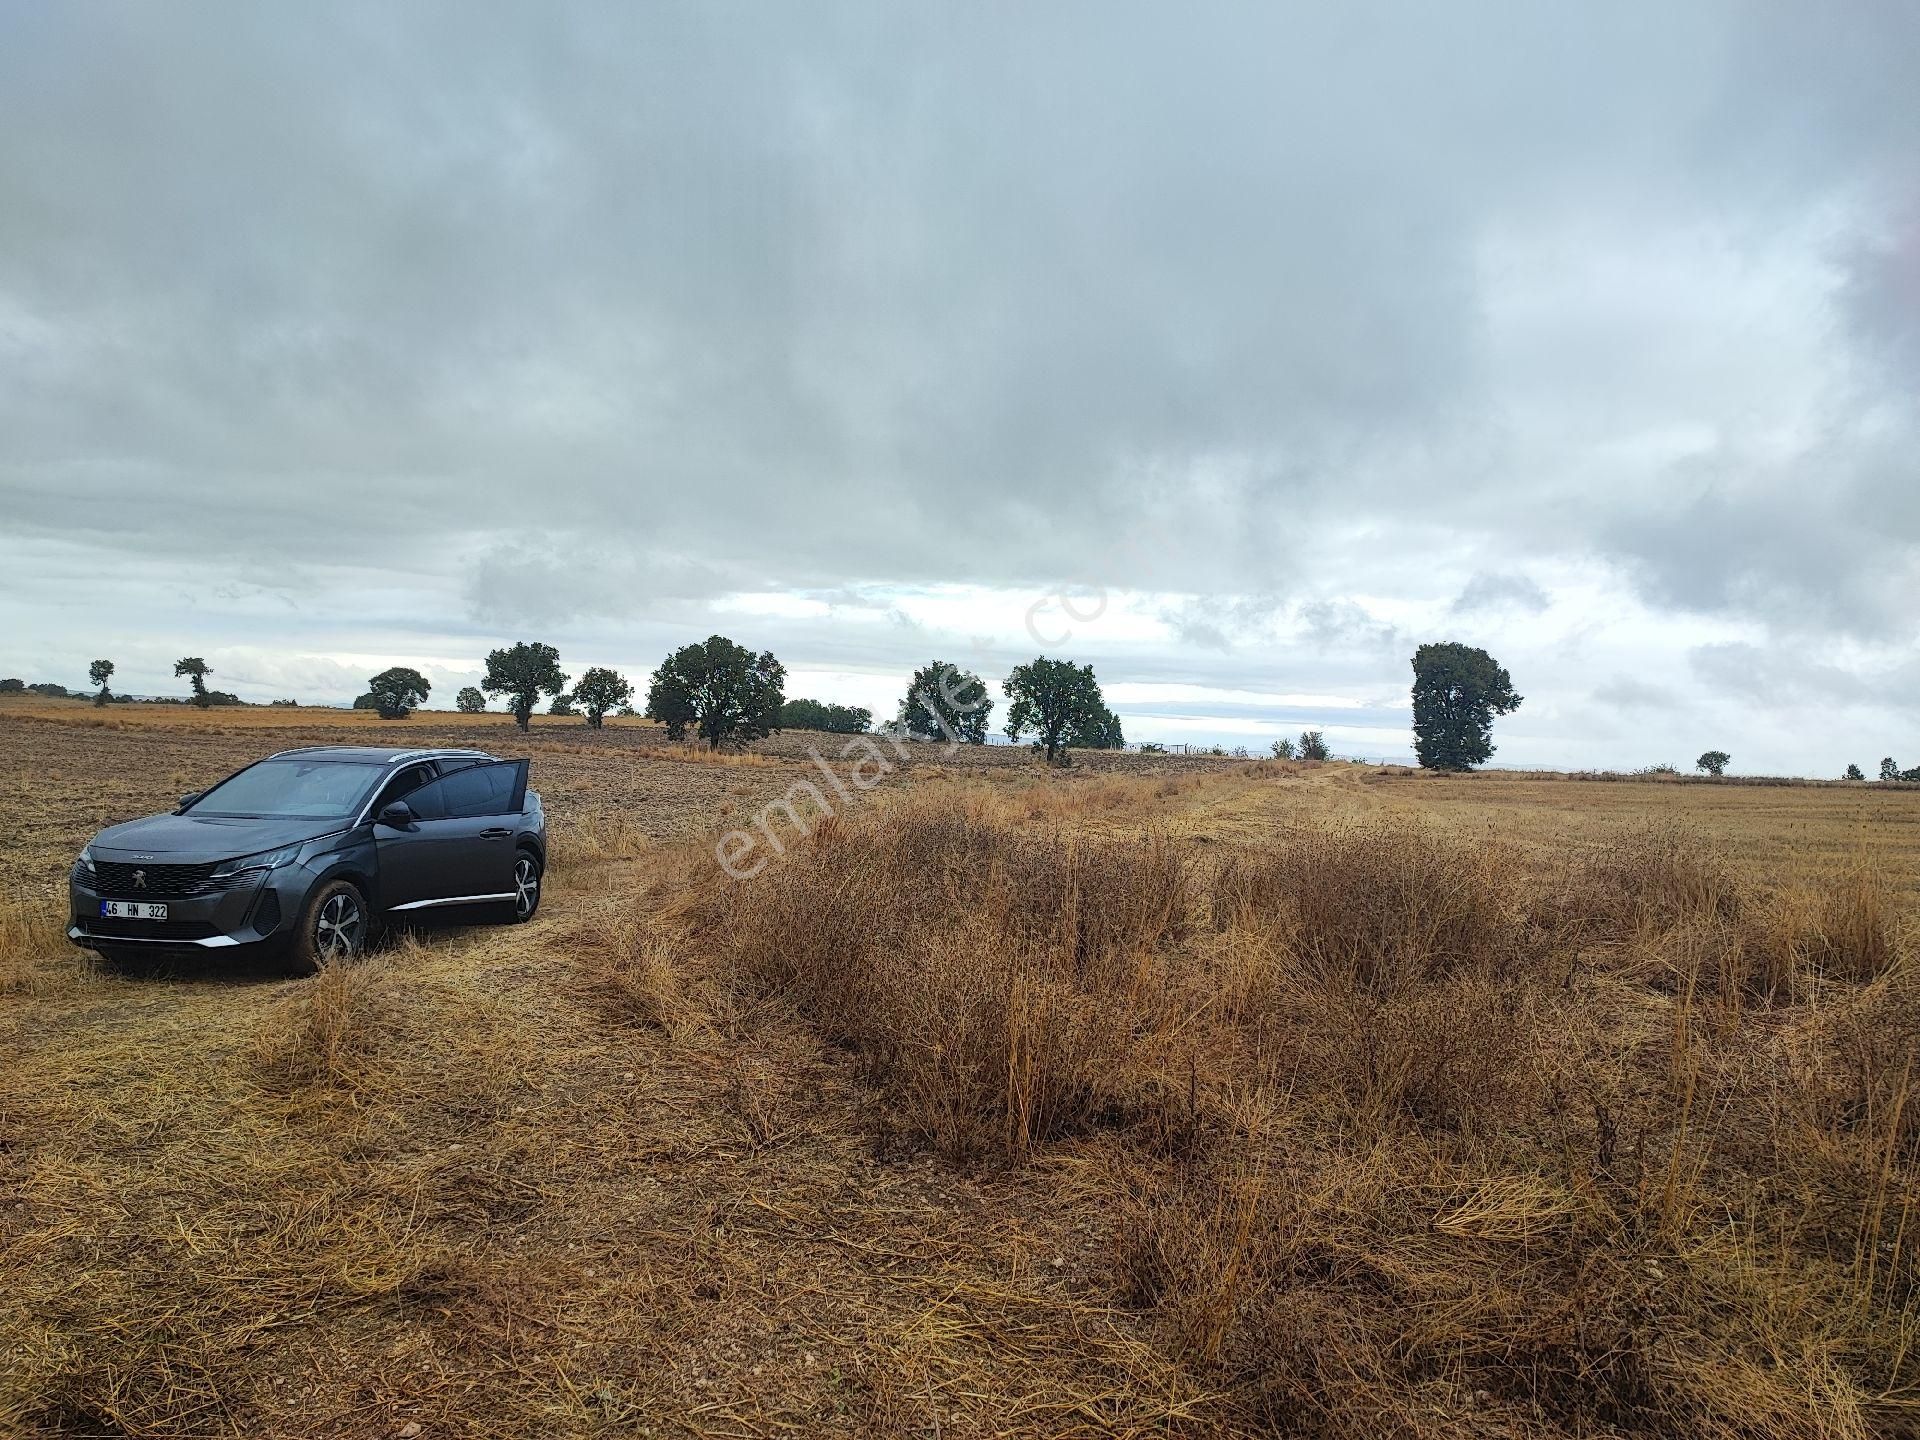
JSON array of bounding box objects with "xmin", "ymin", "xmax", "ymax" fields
[{"xmin": 68, "ymin": 746, "xmax": 548, "ymax": 967}]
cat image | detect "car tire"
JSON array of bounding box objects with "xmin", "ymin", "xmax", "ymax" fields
[
  {"xmin": 293, "ymin": 878, "xmax": 368, "ymax": 968},
  {"xmin": 510, "ymin": 849, "xmax": 542, "ymax": 924}
]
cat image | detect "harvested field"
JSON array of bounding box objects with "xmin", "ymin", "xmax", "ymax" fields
[{"xmin": 2, "ymin": 703, "xmax": 1917, "ymax": 1437}]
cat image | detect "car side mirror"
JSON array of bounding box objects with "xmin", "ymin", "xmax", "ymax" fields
[
  {"xmin": 378, "ymin": 801, "xmax": 414, "ymax": 828},
  {"xmin": 177, "ymin": 792, "xmax": 201, "ymax": 812}
]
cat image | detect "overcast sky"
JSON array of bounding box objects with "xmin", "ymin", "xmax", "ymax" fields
[{"xmin": 2, "ymin": 3, "xmax": 1916, "ymax": 771}]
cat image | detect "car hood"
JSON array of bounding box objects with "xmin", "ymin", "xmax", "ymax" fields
[{"xmin": 90, "ymin": 813, "xmax": 347, "ymax": 861}]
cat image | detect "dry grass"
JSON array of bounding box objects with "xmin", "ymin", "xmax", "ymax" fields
[
  {"xmin": 3, "ymin": 706, "xmax": 1918, "ymax": 1437},
  {"xmin": 0, "ymin": 890, "xmax": 70, "ymax": 995},
  {"xmin": 679, "ymin": 788, "xmax": 1920, "ymax": 1437}
]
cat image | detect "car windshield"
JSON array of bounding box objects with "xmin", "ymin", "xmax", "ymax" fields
[{"xmin": 188, "ymin": 759, "xmax": 383, "ymax": 819}]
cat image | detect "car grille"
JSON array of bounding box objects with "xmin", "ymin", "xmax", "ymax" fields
[
  {"xmin": 91, "ymin": 860, "xmax": 222, "ymax": 898},
  {"xmin": 82, "ymin": 917, "xmax": 222, "ymax": 940}
]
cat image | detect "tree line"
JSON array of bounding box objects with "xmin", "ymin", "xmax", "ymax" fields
[
  {"xmin": 31, "ymin": 638, "xmax": 1906, "ymax": 778},
  {"xmin": 4, "ymin": 639, "xmax": 1526, "ymax": 769}
]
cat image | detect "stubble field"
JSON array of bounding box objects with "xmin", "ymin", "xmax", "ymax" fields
[{"xmin": 2, "ymin": 698, "xmax": 1917, "ymax": 1438}]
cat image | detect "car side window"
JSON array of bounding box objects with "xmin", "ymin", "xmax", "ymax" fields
[
  {"xmin": 439, "ymin": 763, "xmax": 517, "ymax": 817},
  {"xmin": 373, "ymin": 763, "xmax": 436, "ymax": 814},
  {"xmin": 402, "ymin": 781, "xmax": 449, "ymax": 821},
  {"xmin": 395, "ymin": 762, "xmax": 518, "ymax": 822}
]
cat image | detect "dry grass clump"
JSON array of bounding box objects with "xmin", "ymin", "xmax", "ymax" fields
[
  {"xmin": 570, "ymin": 900, "xmax": 695, "ymax": 1032},
  {"xmin": 1557, "ymin": 823, "xmax": 1745, "ymax": 943},
  {"xmin": 692, "ymin": 792, "xmax": 1204, "ymax": 1161},
  {"xmin": 1800, "ymin": 860, "xmax": 1904, "ymax": 983},
  {"xmin": 0, "ymin": 891, "xmax": 69, "ymax": 995},
  {"xmin": 1545, "ymin": 828, "xmax": 1902, "ymax": 1005},
  {"xmin": 251, "ymin": 954, "xmax": 398, "ymax": 1091},
  {"xmin": 548, "ymin": 811, "xmax": 654, "ymax": 874},
  {"xmin": 1213, "ymin": 819, "xmax": 1528, "ymax": 993},
  {"xmin": 679, "ymin": 791, "xmax": 1919, "ymax": 1437}
]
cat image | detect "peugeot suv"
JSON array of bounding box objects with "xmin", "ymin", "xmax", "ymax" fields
[{"xmin": 68, "ymin": 746, "xmax": 548, "ymax": 967}]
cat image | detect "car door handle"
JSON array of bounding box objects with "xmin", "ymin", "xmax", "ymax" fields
[{"xmin": 480, "ymin": 827, "xmax": 512, "ymax": 840}]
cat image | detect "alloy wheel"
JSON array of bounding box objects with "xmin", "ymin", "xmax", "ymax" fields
[
  {"xmin": 316, "ymin": 890, "xmax": 364, "ymax": 959},
  {"xmin": 514, "ymin": 855, "xmax": 540, "ymax": 919}
]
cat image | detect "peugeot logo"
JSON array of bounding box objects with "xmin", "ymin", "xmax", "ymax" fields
[{"xmin": 133, "ymin": 870, "xmax": 147, "ymax": 889}]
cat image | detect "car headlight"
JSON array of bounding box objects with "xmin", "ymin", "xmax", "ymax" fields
[
  {"xmin": 75, "ymin": 845, "xmax": 96, "ymax": 877},
  {"xmin": 211, "ymin": 843, "xmax": 303, "ymax": 879}
]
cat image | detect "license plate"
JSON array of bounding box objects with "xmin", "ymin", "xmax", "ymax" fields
[{"xmin": 100, "ymin": 900, "xmax": 169, "ymax": 920}]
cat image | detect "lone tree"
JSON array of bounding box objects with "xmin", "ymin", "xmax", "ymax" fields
[
  {"xmin": 364, "ymin": 666, "xmax": 431, "ymax": 720},
  {"xmin": 174, "ymin": 657, "xmax": 212, "ymax": 708},
  {"xmin": 1881, "ymin": 758, "xmax": 1901, "ymax": 782},
  {"xmin": 899, "ymin": 661, "xmax": 994, "ymax": 744},
  {"xmin": 456, "ymin": 686, "xmax": 487, "ymax": 713},
  {"xmin": 1003, "ymin": 656, "xmax": 1119, "ymax": 765},
  {"xmin": 1297, "ymin": 729, "xmax": 1331, "ymax": 761},
  {"xmin": 1270, "ymin": 737, "xmax": 1296, "ymax": 759},
  {"xmin": 571, "ymin": 667, "xmax": 634, "ymax": 728},
  {"xmin": 89, "ymin": 659, "xmax": 114, "ymax": 706},
  {"xmin": 482, "ymin": 642, "xmax": 567, "ymax": 731},
  {"xmin": 548, "ymin": 692, "xmax": 578, "ymax": 716},
  {"xmin": 1844, "ymin": 763, "xmax": 1866, "ymax": 781},
  {"xmin": 646, "ymin": 635, "xmax": 786, "ymax": 749},
  {"xmin": 1410, "ymin": 642, "xmax": 1522, "ymax": 771},
  {"xmin": 779, "ymin": 698, "xmax": 872, "ymax": 734},
  {"xmin": 1696, "ymin": 750, "xmax": 1731, "ymax": 777}
]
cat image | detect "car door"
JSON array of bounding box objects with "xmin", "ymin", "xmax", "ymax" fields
[{"xmin": 375, "ymin": 760, "xmax": 528, "ymax": 912}]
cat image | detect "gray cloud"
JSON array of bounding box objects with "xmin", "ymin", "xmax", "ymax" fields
[
  {"xmin": 1, "ymin": 3, "xmax": 1917, "ymax": 773},
  {"xmin": 1452, "ymin": 573, "xmax": 1551, "ymax": 616},
  {"xmin": 1590, "ymin": 676, "xmax": 1678, "ymax": 712}
]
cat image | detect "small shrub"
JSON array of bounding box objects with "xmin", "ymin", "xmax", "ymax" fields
[
  {"xmin": 1212, "ymin": 821, "xmax": 1528, "ymax": 994},
  {"xmin": 692, "ymin": 792, "xmax": 1201, "ymax": 1161},
  {"xmin": 252, "ymin": 957, "xmax": 394, "ymax": 1091}
]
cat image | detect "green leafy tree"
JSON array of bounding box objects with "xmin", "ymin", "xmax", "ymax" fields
[
  {"xmin": 0, "ymin": 678, "xmax": 22, "ymax": 693},
  {"xmin": 1003, "ymin": 657, "xmax": 1115, "ymax": 765},
  {"xmin": 899, "ymin": 661, "xmax": 994, "ymax": 744},
  {"xmin": 779, "ymin": 698, "xmax": 873, "ymax": 734},
  {"xmin": 456, "ymin": 686, "xmax": 486, "ymax": 714},
  {"xmin": 1695, "ymin": 750, "xmax": 1730, "ymax": 777},
  {"xmin": 174, "ymin": 657, "xmax": 212, "ymax": 708},
  {"xmin": 1844, "ymin": 763, "xmax": 1865, "ymax": 781},
  {"xmin": 1297, "ymin": 729, "xmax": 1331, "ymax": 761},
  {"xmin": 548, "ymin": 692, "xmax": 577, "ymax": 716},
  {"xmin": 1270, "ymin": 737, "xmax": 1297, "ymax": 760},
  {"xmin": 1410, "ymin": 642, "xmax": 1522, "ymax": 771},
  {"xmin": 571, "ymin": 667, "xmax": 634, "ymax": 728},
  {"xmin": 645, "ymin": 666, "xmax": 696, "ymax": 740},
  {"xmin": 1077, "ymin": 704, "xmax": 1125, "ymax": 750},
  {"xmin": 482, "ymin": 642, "xmax": 567, "ymax": 732},
  {"xmin": 1880, "ymin": 758, "xmax": 1901, "ymax": 782},
  {"xmin": 89, "ymin": 659, "xmax": 114, "ymax": 707},
  {"xmin": 646, "ymin": 635, "xmax": 786, "ymax": 749},
  {"xmin": 365, "ymin": 666, "xmax": 431, "ymax": 720}
]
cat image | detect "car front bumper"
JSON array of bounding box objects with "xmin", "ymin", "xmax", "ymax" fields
[{"xmin": 67, "ymin": 864, "xmax": 305, "ymax": 955}]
